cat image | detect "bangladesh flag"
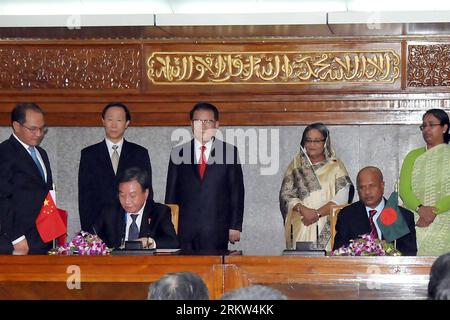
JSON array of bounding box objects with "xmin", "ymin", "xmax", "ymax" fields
[{"xmin": 376, "ymin": 191, "xmax": 410, "ymax": 242}]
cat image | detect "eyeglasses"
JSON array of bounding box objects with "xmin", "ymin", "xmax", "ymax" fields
[
  {"xmin": 419, "ymin": 123, "xmax": 442, "ymax": 131},
  {"xmin": 19, "ymin": 123, "xmax": 48, "ymax": 135},
  {"xmin": 192, "ymin": 119, "xmax": 216, "ymax": 126},
  {"xmin": 304, "ymin": 138, "xmax": 325, "ymax": 144}
]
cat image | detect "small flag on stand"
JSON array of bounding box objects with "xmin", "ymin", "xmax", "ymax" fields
[
  {"xmin": 36, "ymin": 192, "xmax": 67, "ymax": 243},
  {"xmin": 376, "ymin": 184, "xmax": 410, "ymax": 243}
]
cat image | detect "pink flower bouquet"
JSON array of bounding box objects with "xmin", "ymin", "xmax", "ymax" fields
[
  {"xmin": 48, "ymin": 231, "xmax": 111, "ymax": 255},
  {"xmin": 331, "ymin": 233, "xmax": 401, "ymax": 256}
]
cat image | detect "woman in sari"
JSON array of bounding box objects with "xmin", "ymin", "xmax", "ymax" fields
[
  {"xmin": 279, "ymin": 123, "xmax": 353, "ymax": 251},
  {"xmin": 399, "ymin": 109, "xmax": 450, "ymax": 256}
]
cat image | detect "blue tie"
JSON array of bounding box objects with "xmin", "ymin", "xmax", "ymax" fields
[
  {"xmin": 128, "ymin": 214, "xmax": 140, "ymax": 240},
  {"xmin": 28, "ymin": 146, "xmax": 45, "ymax": 180}
]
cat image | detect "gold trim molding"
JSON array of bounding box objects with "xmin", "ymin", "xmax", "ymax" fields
[{"xmin": 147, "ymin": 50, "xmax": 400, "ymax": 85}]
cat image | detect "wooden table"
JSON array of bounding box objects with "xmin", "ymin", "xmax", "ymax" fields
[
  {"xmin": 0, "ymin": 255, "xmax": 223, "ymax": 299},
  {"xmin": 0, "ymin": 255, "xmax": 436, "ymax": 300},
  {"xmin": 224, "ymin": 256, "xmax": 436, "ymax": 300}
]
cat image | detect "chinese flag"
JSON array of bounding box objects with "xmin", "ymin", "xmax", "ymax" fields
[
  {"xmin": 36, "ymin": 192, "xmax": 66, "ymax": 243},
  {"xmin": 56, "ymin": 209, "xmax": 68, "ymax": 246}
]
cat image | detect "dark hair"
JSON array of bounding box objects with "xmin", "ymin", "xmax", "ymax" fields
[
  {"xmin": 435, "ymin": 277, "xmax": 450, "ymax": 300},
  {"xmin": 221, "ymin": 285, "xmax": 288, "ymax": 300},
  {"xmin": 117, "ymin": 167, "xmax": 150, "ymax": 191},
  {"xmin": 148, "ymin": 272, "xmax": 209, "ymax": 300},
  {"xmin": 189, "ymin": 102, "xmax": 219, "ymax": 121},
  {"xmin": 300, "ymin": 122, "xmax": 329, "ymax": 148},
  {"xmin": 11, "ymin": 102, "xmax": 44, "ymax": 125},
  {"xmin": 102, "ymin": 102, "xmax": 131, "ymax": 122},
  {"xmin": 423, "ymin": 109, "xmax": 450, "ymax": 144},
  {"xmin": 428, "ymin": 252, "xmax": 450, "ymax": 299}
]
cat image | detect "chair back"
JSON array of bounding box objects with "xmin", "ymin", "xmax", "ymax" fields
[
  {"xmin": 166, "ymin": 204, "xmax": 179, "ymax": 234},
  {"xmin": 330, "ymin": 204, "xmax": 347, "ymax": 251}
]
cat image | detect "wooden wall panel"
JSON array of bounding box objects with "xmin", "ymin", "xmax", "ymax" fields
[{"xmin": 0, "ymin": 38, "xmax": 449, "ymax": 126}]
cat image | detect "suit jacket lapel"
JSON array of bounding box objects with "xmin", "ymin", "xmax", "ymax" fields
[
  {"xmin": 120, "ymin": 202, "xmax": 154, "ymax": 240},
  {"xmin": 9, "ymin": 135, "xmax": 47, "ymax": 185},
  {"xmin": 118, "ymin": 208, "xmax": 127, "ymax": 244},
  {"xmin": 190, "ymin": 139, "xmax": 202, "ymax": 180},
  {"xmin": 117, "ymin": 139, "xmax": 129, "ymax": 174},
  {"xmin": 36, "ymin": 145, "xmax": 53, "ymax": 188},
  {"xmin": 99, "ymin": 140, "xmax": 115, "ymax": 176},
  {"xmin": 139, "ymin": 201, "xmax": 153, "ymax": 238},
  {"xmin": 357, "ymin": 201, "xmax": 373, "ymax": 235}
]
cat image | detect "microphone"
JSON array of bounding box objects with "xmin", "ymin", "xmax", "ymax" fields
[
  {"xmin": 316, "ymin": 223, "xmax": 319, "ymax": 249},
  {"xmin": 290, "ymin": 224, "xmax": 294, "ymax": 250}
]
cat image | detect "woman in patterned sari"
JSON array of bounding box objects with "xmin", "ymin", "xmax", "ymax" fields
[
  {"xmin": 400, "ymin": 109, "xmax": 450, "ymax": 256},
  {"xmin": 280, "ymin": 123, "xmax": 353, "ymax": 251}
]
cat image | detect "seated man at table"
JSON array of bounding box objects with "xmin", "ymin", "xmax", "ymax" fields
[
  {"xmin": 94, "ymin": 167, "xmax": 179, "ymax": 249},
  {"xmin": 333, "ymin": 166, "xmax": 417, "ymax": 256}
]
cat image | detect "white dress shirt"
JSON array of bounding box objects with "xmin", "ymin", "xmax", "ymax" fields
[
  {"xmin": 105, "ymin": 137, "xmax": 124, "ymax": 158},
  {"xmin": 124, "ymin": 201, "xmax": 156, "ymax": 248},
  {"xmin": 194, "ymin": 138, "xmax": 213, "ymax": 164},
  {"xmin": 125, "ymin": 201, "xmax": 145, "ymax": 241}
]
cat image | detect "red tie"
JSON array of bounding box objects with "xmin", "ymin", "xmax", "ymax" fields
[
  {"xmin": 198, "ymin": 145, "xmax": 207, "ymax": 179},
  {"xmin": 369, "ymin": 210, "xmax": 379, "ymax": 239}
]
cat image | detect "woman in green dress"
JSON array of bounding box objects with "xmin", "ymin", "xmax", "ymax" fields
[{"xmin": 400, "ymin": 109, "xmax": 450, "ymax": 256}]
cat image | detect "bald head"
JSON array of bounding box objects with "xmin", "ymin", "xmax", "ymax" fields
[
  {"xmin": 356, "ymin": 166, "xmax": 385, "ymax": 209},
  {"xmin": 357, "ymin": 166, "xmax": 383, "ymax": 184}
]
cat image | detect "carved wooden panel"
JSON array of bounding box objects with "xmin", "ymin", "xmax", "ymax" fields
[
  {"xmin": 0, "ymin": 46, "xmax": 141, "ymax": 90},
  {"xmin": 0, "ymin": 39, "xmax": 449, "ymax": 126},
  {"xmin": 143, "ymin": 42, "xmax": 402, "ymax": 94},
  {"xmin": 147, "ymin": 50, "xmax": 400, "ymax": 85},
  {"xmin": 408, "ymin": 44, "xmax": 450, "ymax": 87}
]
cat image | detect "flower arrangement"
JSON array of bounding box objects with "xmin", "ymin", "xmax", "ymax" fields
[
  {"xmin": 48, "ymin": 231, "xmax": 112, "ymax": 255},
  {"xmin": 331, "ymin": 233, "xmax": 401, "ymax": 256}
]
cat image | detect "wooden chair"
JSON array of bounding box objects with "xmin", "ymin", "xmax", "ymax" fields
[
  {"xmin": 330, "ymin": 204, "xmax": 347, "ymax": 251},
  {"xmin": 166, "ymin": 204, "xmax": 179, "ymax": 234}
]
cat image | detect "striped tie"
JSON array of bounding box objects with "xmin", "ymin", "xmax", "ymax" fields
[{"xmin": 369, "ymin": 210, "xmax": 379, "ymax": 239}]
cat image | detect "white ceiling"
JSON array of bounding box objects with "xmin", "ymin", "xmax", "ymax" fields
[{"xmin": 1, "ymin": 0, "xmax": 450, "ymax": 27}]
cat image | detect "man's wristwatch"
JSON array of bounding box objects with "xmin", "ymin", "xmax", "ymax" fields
[{"xmin": 416, "ymin": 204, "xmax": 423, "ymax": 212}]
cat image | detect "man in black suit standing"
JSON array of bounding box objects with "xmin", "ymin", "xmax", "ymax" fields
[
  {"xmin": 78, "ymin": 102, "xmax": 152, "ymax": 233},
  {"xmin": 0, "ymin": 103, "xmax": 53, "ymax": 254},
  {"xmin": 333, "ymin": 166, "xmax": 417, "ymax": 255},
  {"xmin": 165, "ymin": 102, "xmax": 245, "ymax": 251},
  {"xmin": 94, "ymin": 167, "xmax": 178, "ymax": 249}
]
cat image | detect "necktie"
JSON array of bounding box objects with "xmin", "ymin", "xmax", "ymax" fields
[
  {"xmin": 369, "ymin": 210, "xmax": 379, "ymax": 239},
  {"xmin": 111, "ymin": 145, "xmax": 119, "ymax": 174},
  {"xmin": 28, "ymin": 146, "xmax": 45, "ymax": 180},
  {"xmin": 198, "ymin": 145, "xmax": 207, "ymax": 179},
  {"xmin": 128, "ymin": 214, "xmax": 139, "ymax": 240}
]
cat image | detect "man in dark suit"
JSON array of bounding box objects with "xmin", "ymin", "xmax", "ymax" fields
[
  {"xmin": 94, "ymin": 167, "xmax": 178, "ymax": 249},
  {"xmin": 333, "ymin": 166, "xmax": 417, "ymax": 255},
  {"xmin": 78, "ymin": 102, "xmax": 152, "ymax": 233},
  {"xmin": 165, "ymin": 102, "xmax": 245, "ymax": 251},
  {"xmin": 0, "ymin": 103, "xmax": 53, "ymax": 254}
]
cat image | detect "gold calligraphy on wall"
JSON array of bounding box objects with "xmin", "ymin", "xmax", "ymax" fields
[{"xmin": 147, "ymin": 50, "xmax": 400, "ymax": 85}]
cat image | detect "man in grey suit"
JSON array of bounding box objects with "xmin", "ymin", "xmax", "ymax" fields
[{"xmin": 165, "ymin": 102, "xmax": 245, "ymax": 251}]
